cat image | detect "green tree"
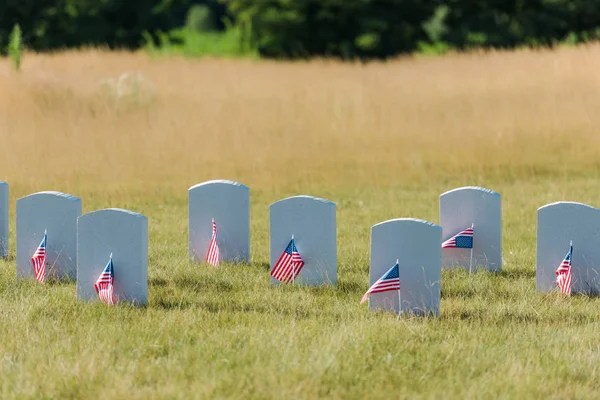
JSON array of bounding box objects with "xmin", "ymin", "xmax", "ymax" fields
[{"xmin": 228, "ymin": 0, "xmax": 436, "ymax": 59}]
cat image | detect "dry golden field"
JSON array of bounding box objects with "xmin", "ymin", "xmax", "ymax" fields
[
  {"xmin": 2, "ymin": 45, "xmax": 600, "ymax": 398},
  {"xmin": 2, "ymin": 45, "xmax": 600, "ymax": 194}
]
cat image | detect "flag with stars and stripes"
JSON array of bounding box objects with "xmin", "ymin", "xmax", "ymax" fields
[
  {"xmin": 31, "ymin": 232, "xmax": 47, "ymax": 283},
  {"xmin": 94, "ymin": 255, "xmax": 115, "ymax": 305},
  {"xmin": 556, "ymin": 243, "xmax": 573, "ymax": 295},
  {"xmin": 361, "ymin": 261, "xmax": 400, "ymax": 304},
  {"xmin": 271, "ymin": 237, "xmax": 305, "ymax": 284},
  {"xmin": 442, "ymin": 226, "xmax": 474, "ymax": 249},
  {"xmin": 206, "ymin": 219, "xmax": 220, "ymax": 266}
]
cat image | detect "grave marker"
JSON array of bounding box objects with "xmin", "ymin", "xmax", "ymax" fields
[
  {"xmin": 440, "ymin": 186, "xmax": 502, "ymax": 272},
  {"xmin": 0, "ymin": 181, "xmax": 7, "ymax": 257},
  {"xmin": 537, "ymin": 201, "xmax": 600, "ymax": 294},
  {"xmin": 16, "ymin": 191, "xmax": 81, "ymax": 280},
  {"xmin": 369, "ymin": 218, "xmax": 441, "ymax": 316},
  {"xmin": 188, "ymin": 180, "xmax": 250, "ymax": 263},
  {"xmin": 77, "ymin": 208, "xmax": 148, "ymax": 305},
  {"xmin": 270, "ymin": 195, "xmax": 336, "ymax": 286}
]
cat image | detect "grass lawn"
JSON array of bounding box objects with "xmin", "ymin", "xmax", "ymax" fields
[{"xmin": 2, "ymin": 45, "xmax": 600, "ymax": 398}]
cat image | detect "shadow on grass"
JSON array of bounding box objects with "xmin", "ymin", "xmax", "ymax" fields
[
  {"xmin": 443, "ymin": 308, "xmax": 539, "ymax": 324},
  {"xmin": 337, "ymin": 279, "xmax": 364, "ymax": 293},
  {"xmin": 201, "ymin": 300, "xmax": 315, "ymax": 319},
  {"xmin": 1, "ymin": 254, "xmax": 16, "ymax": 262},
  {"xmin": 152, "ymin": 297, "xmax": 315, "ymax": 319},
  {"xmin": 45, "ymin": 277, "xmax": 76, "ymax": 286},
  {"xmin": 153, "ymin": 298, "xmax": 196, "ymax": 310},
  {"xmin": 253, "ymin": 262, "xmax": 271, "ymax": 271},
  {"xmin": 173, "ymin": 275, "xmax": 235, "ymax": 292},
  {"xmin": 149, "ymin": 277, "xmax": 168, "ymax": 287},
  {"xmin": 440, "ymin": 287, "xmax": 478, "ymax": 299},
  {"xmin": 500, "ymin": 269, "xmax": 536, "ymax": 280},
  {"xmin": 153, "ymin": 294, "xmax": 319, "ymax": 319}
]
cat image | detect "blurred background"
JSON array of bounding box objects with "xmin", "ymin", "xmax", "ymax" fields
[{"xmin": 3, "ymin": 0, "xmax": 600, "ymax": 59}]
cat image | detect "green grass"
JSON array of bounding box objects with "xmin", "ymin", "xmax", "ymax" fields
[
  {"xmin": 2, "ymin": 176, "xmax": 600, "ymax": 399},
  {"xmin": 144, "ymin": 27, "xmax": 258, "ymax": 59}
]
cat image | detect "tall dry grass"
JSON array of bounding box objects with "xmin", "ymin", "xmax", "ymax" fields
[{"xmin": 2, "ymin": 45, "xmax": 600, "ymax": 197}]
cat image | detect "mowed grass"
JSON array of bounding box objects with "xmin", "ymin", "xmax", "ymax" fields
[{"xmin": 2, "ymin": 45, "xmax": 600, "ymax": 398}]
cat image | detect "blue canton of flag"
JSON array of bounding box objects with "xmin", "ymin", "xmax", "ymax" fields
[
  {"xmin": 442, "ymin": 226, "xmax": 474, "ymax": 249},
  {"xmin": 361, "ymin": 261, "xmax": 401, "ymax": 304},
  {"xmin": 454, "ymin": 235, "xmax": 473, "ymax": 248}
]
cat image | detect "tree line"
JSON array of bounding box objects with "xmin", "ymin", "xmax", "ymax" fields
[{"xmin": 2, "ymin": 0, "xmax": 600, "ymax": 59}]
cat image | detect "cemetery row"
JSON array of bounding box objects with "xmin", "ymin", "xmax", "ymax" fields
[{"xmin": 0, "ymin": 180, "xmax": 588, "ymax": 315}]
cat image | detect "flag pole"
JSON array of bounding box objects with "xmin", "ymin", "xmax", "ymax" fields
[
  {"xmin": 396, "ymin": 258, "xmax": 401, "ymax": 319},
  {"xmin": 469, "ymin": 223, "xmax": 474, "ymax": 274},
  {"xmin": 290, "ymin": 233, "xmax": 296, "ymax": 286}
]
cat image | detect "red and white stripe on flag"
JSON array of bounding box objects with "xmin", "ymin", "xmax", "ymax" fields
[
  {"xmin": 271, "ymin": 238, "xmax": 305, "ymax": 284},
  {"xmin": 556, "ymin": 245, "xmax": 573, "ymax": 295},
  {"xmin": 94, "ymin": 256, "xmax": 115, "ymax": 305},
  {"xmin": 206, "ymin": 220, "xmax": 220, "ymax": 266},
  {"xmin": 31, "ymin": 234, "xmax": 47, "ymax": 283}
]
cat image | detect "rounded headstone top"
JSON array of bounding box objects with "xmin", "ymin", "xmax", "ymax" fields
[
  {"xmin": 189, "ymin": 180, "xmax": 249, "ymax": 191},
  {"xmin": 537, "ymin": 201, "xmax": 599, "ymax": 212},
  {"xmin": 18, "ymin": 191, "xmax": 80, "ymax": 202},
  {"xmin": 81, "ymin": 208, "xmax": 147, "ymax": 220},
  {"xmin": 270, "ymin": 195, "xmax": 336, "ymax": 208},
  {"xmin": 440, "ymin": 186, "xmax": 500, "ymax": 198},
  {"xmin": 0, "ymin": 181, "xmax": 7, "ymax": 187},
  {"xmin": 372, "ymin": 217, "xmax": 441, "ymax": 230}
]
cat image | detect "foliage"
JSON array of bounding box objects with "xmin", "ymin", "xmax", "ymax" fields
[
  {"xmin": 143, "ymin": 21, "xmax": 257, "ymax": 58},
  {"xmin": 3, "ymin": 0, "xmax": 600, "ymax": 59},
  {"xmin": 225, "ymin": 0, "xmax": 600, "ymax": 59},
  {"xmin": 185, "ymin": 4, "xmax": 217, "ymax": 32},
  {"xmin": 0, "ymin": 0, "xmax": 227, "ymax": 52},
  {"xmin": 8, "ymin": 24, "xmax": 23, "ymax": 71},
  {"xmin": 228, "ymin": 0, "xmax": 436, "ymax": 59},
  {"xmin": 441, "ymin": 0, "xmax": 600, "ymax": 50}
]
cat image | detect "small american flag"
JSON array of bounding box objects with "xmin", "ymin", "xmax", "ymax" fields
[
  {"xmin": 206, "ymin": 219, "xmax": 220, "ymax": 266},
  {"xmin": 442, "ymin": 225, "xmax": 474, "ymax": 249},
  {"xmin": 31, "ymin": 232, "xmax": 47, "ymax": 283},
  {"xmin": 556, "ymin": 242, "xmax": 573, "ymax": 295},
  {"xmin": 94, "ymin": 254, "xmax": 115, "ymax": 305},
  {"xmin": 361, "ymin": 261, "xmax": 400, "ymax": 304},
  {"xmin": 271, "ymin": 236, "xmax": 305, "ymax": 284}
]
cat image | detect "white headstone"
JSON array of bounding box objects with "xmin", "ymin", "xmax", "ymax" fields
[
  {"xmin": 440, "ymin": 186, "xmax": 502, "ymax": 272},
  {"xmin": 537, "ymin": 201, "xmax": 600, "ymax": 294},
  {"xmin": 0, "ymin": 181, "xmax": 7, "ymax": 257},
  {"xmin": 369, "ymin": 218, "xmax": 441, "ymax": 316},
  {"xmin": 270, "ymin": 196, "xmax": 336, "ymax": 286},
  {"xmin": 77, "ymin": 208, "xmax": 148, "ymax": 305},
  {"xmin": 16, "ymin": 191, "xmax": 81, "ymax": 280},
  {"xmin": 188, "ymin": 180, "xmax": 250, "ymax": 263}
]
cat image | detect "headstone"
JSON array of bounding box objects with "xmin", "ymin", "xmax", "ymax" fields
[
  {"xmin": 77, "ymin": 208, "xmax": 148, "ymax": 305},
  {"xmin": 270, "ymin": 195, "xmax": 336, "ymax": 286},
  {"xmin": 0, "ymin": 181, "xmax": 7, "ymax": 257},
  {"xmin": 537, "ymin": 201, "xmax": 600, "ymax": 294},
  {"xmin": 188, "ymin": 180, "xmax": 250, "ymax": 263},
  {"xmin": 369, "ymin": 218, "xmax": 441, "ymax": 316},
  {"xmin": 16, "ymin": 191, "xmax": 81, "ymax": 280},
  {"xmin": 440, "ymin": 186, "xmax": 502, "ymax": 272}
]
